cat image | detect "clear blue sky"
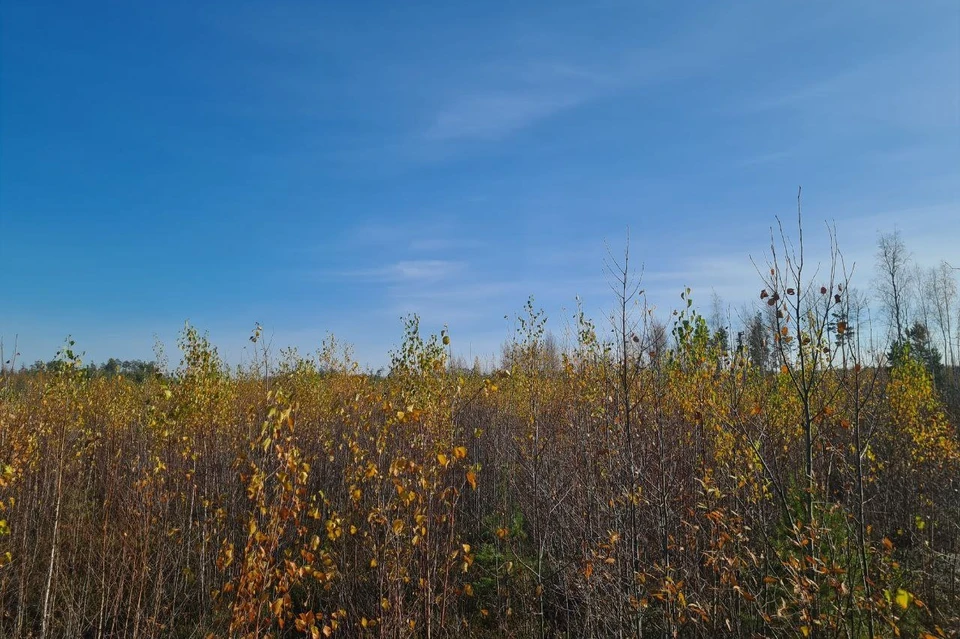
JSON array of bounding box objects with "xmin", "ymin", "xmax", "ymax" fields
[{"xmin": 2, "ymin": 1, "xmax": 958, "ymax": 369}]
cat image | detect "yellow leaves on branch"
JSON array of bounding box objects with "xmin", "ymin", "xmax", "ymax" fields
[
  {"xmin": 14, "ymin": 314, "xmax": 960, "ymax": 637},
  {"xmin": 438, "ymin": 447, "xmax": 467, "ymax": 468}
]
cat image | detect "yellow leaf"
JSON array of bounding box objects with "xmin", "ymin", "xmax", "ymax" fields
[
  {"xmin": 895, "ymin": 588, "xmax": 910, "ymax": 609},
  {"xmin": 437, "ymin": 453, "xmax": 449, "ymax": 468},
  {"xmin": 392, "ymin": 519, "xmax": 404, "ymax": 535},
  {"xmin": 453, "ymin": 446, "xmax": 467, "ymax": 459},
  {"xmin": 466, "ymin": 470, "xmax": 477, "ymax": 490}
]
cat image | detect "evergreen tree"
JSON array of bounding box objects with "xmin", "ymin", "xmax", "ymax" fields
[{"xmin": 890, "ymin": 321, "xmax": 943, "ymax": 385}]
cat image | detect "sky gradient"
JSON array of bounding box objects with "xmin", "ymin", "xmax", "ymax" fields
[{"xmin": 2, "ymin": 1, "xmax": 959, "ymax": 369}]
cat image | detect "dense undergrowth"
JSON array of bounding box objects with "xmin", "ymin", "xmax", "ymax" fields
[{"xmin": 2, "ymin": 237, "xmax": 960, "ymax": 638}]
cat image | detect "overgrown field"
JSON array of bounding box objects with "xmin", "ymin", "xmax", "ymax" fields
[{"xmin": 2, "ymin": 251, "xmax": 960, "ymax": 637}]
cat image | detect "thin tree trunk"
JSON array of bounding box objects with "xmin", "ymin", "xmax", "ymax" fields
[{"xmin": 40, "ymin": 430, "xmax": 65, "ymax": 639}]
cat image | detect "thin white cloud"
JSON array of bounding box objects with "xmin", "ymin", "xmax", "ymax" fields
[
  {"xmin": 738, "ymin": 43, "xmax": 959, "ymax": 134},
  {"xmin": 343, "ymin": 260, "xmax": 466, "ymax": 283},
  {"xmin": 426, "ymin": 92, "xmax": 585, "ymax": 142},
  {"xmin": 408, "ymin": 236, "xmax": 486, "ymax": 252},
  {"xmin": 420, "ymin": 3, "xmax": 787, "ymax": 145},
  {"xmin": 335, "ymin": 218, "xmax": 485, "ymax": 254}
]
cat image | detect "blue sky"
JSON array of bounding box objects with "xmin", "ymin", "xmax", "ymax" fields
[{"xmin": 1, "ymin": 1, "xmax": 958, "ymax": 369}]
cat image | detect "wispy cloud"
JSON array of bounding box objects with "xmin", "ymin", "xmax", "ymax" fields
[
  {"xmin": 336, "ymin": 218, "xmax": 486, "ymax": 255},
  {"xmin": 420, "ymin": 3, "xmax": 781, "ymax": 145},
  {"xmin": 341, "ymin": 259, "xmax": 466, "ymax": 284},
  {"xmin": 420, "ymin": 57, "xmax": 617, "ymax": 143},
  {"xmin": 737, "ymin": 43, "xmax": 959, "ymax": 134},
  {"xmin": 408, "ymin": 236, "xmax": 486, "ymax": 252},
  {"xmin": 426, "ymin": 92, "xmax": 585, "ymax": 142},
  {"xmin": 832, "ymin": 203, "xmax": 960, "ymax": 271}
]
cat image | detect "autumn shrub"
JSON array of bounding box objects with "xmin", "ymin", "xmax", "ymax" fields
[{"xmin": 1, "ymin": 256, "xmax": 959, "ymax": 637}]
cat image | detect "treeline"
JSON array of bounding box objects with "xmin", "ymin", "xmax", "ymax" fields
[
  {"xmin": 1, "ymin": 219, "xmax": 959, "ymax": 638},
  {"xmin": 17, "ymin": 357, "xmax": 161, "ymax": 382}
]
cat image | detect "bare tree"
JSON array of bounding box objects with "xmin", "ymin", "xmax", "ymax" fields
[
  {"xmin": 928, "ymin": 261, "xmax": 958, "ymax": 368},
  {"xmin": 708, "ymin": 290, "xmax": 725, "ymax": 333},
  {"xmin": 604, "ymin": 234, "xmax": 647, "ymax": 637},
  {"xmin": 0, "ymin": 335, "xmax": 19, "ymax": 377},
  {"xmin": 648, "ymin": 319, "xmax": 668, "ymax": 365},
  {"xmin": 757, "ymin": 189, "xmax": 847, "ymax": 637},
  {"xmin": 874, "ymin": 231, "xmax": 912, "ymax": 343}
]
